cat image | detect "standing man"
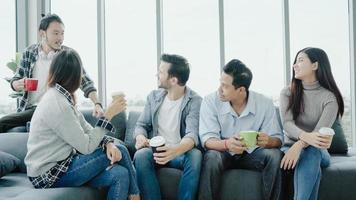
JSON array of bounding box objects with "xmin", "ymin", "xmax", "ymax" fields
[
  {"xmin": 0, "ymin": 14, "xmax": 104, "ymax": 133},
  {"xmin": 199, "ymin": 59, "xmax": 283, "ymax": 200},
  {"xmin": 133, "ymin": 54, "xmax": 202, "ymax": 200}
]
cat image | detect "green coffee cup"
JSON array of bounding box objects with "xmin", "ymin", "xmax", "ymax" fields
[{"xmin": 240, "ymin": 130, "xmax": 258, "ymax": 148}]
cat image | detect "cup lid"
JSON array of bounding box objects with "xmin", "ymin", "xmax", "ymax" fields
[
  {"xmin": 112, "ymin": 91, "xmax": 124, "ymax": 97},
  {"xmin": 319, "ymin": 127, "xmax": 335, "ymax": 135},
  {"xmin": 149, "ymin": 136, "xmax": 166, "ymax": 147}
]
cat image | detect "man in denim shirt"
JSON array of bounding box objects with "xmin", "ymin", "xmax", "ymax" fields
[
  {"xmin": 133, "ymin": 54, "xmax": 202, "ymax": 200},
  {"xmin": 0, "ymin": 14, "xmax": 103, "ymax": 133},
  {"xmin": 198, "ymin": 59, "xmax": 283, "ymax": 200}
]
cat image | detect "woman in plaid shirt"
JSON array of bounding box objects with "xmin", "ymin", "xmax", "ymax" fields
[{"xmin": 24, "ymin": 49, "xmax": 140, "ymax": 200}]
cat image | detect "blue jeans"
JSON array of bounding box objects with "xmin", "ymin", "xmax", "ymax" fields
[
  {"xmin": 53, "ymin": 144, "xmax": 140, "ymax": 200},
  {"xmin": 292, "ymin": 146, "xmax": 330, "ymax": 200},
  {"xmin": 133, "ymin": 147, "xmax": 202, "ymax": 200},
  {"xmin": 199, "ymin": 148, "xmax": 283, "ymax": 200}
]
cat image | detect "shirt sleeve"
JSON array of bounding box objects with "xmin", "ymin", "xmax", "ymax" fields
[
  {"xmin": 79, "ymin": 67, "xmax": 97, "ymax": 98},
  {"xmin": 199, "ymin": 96, "xmax": 221, "ymax": 148},
  {"xmin": 312, "ymin": 93, "xmax": 338, "ymax": 132},
  {"xmin": 279, "ymin": 87, "xmax": 304, "ymax": 140},
  {"xmin": 183, "ymin": 95, "xmax": 202, "ymax": 146},
  {"xmin": 259, "ymin": 101, "xmax": 283, "ymax": 144},
  {"xmin": 10, "ymin": 49, "xmax": 27, "ymax": 90},
  {"xmin": 51, "ymin": 101, "xmax": 110, "ymax": 155},
  {"xmin": 77, "ymin": 109, "xmax": 115, "ymax": 150}
]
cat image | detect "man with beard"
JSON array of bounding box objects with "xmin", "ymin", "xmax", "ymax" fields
[
  {"xmin": 0, "ymin": 14, "xmax": 103, "ymax": 133},
  {"xmin": 133, "ymin": 54, "xmax": 202, "ymax": 200}
]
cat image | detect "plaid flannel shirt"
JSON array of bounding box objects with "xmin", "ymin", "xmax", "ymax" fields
[
  {"xmin": 29, "ymin": 84, "xmax": 115, "ymax": 188},
  {"xmin": 10, "ymin": 43, "xmax": 97, "ymax": 112}
]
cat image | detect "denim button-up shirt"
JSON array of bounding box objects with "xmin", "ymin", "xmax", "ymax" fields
[
  {"xmin": 199, "ymin": 91, "xmax": 283, "ymax": 149},
  {"xmin": 133, "ymin": 87, "xmax": 202, "ymax": 146}
]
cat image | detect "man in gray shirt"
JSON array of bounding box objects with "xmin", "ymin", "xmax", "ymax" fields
[
  {"xmin": 198, "ymin": 59, "xmax": 283, "ymax": 200},
  {"xmin": 133, "ymin": 54, "xmax": 202, "ymax": 200}
]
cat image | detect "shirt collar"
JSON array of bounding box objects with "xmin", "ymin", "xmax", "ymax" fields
[
  {"xmin": 154, "ymin": 86, "xmax": 193, "ymax": 102},
  {"xmin": 55, "ymin": 83, "xmax": 74, "ymax": 106},
  {"xmin": 38, "ymin": 46, "xmax": 57, "ymax": 60},
  {"xmin": 220, "ymin": 91, "xmax": 256, "ymax": 117}
]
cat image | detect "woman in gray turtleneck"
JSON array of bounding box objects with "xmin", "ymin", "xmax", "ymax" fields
[{"xmin": 279, "ymin": 47, "xmax": 344, "ymax": 200}]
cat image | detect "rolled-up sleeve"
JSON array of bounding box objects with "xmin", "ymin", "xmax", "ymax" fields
[
  {"xmin": 260, "ymin": 102, "xmax": 283, "ymax": 145},
  {"xmin": 199, "ymin": 96, "xmax": 221, "ymax": 148},
  {"xmin": 80, "ymin": 68, "xmax": 97, "ymax": 98},
  {"xmin": 183, "ymin": 96, "xmax": 202, "ymax": 146}
]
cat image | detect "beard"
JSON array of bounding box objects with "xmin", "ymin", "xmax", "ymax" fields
[{"xmin": 42, "ymin": 36, "xmax": 61, "ymax": 51}]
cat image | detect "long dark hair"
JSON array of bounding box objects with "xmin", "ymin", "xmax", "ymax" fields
[
  {"xmin": 288, "ymin": 47, "xmax": 344, "ymax": 120},
  {"xmin": 47, "ymin": 49, "xmax": 82, "ymax": 104}
]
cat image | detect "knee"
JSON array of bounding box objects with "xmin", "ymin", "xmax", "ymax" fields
[
  {"xmin": 110, "ymin": 165, "xmax": 130, "ymax": 186},
  {"xmin": 116, "ymin": 144, "xmax": 130, "ymax": 156},
  {"xmin": 203, "ymin": 150, "xmax": 223, "ymax": 170},
  {"xmin": 133, "ymin": 148, "xmax": 154, "ymax": 167},
  {"xmin": 301, "ymin": 146, "xmax": 323, "ymax": 161},
  {"xmin": 263, "ymin": 149, "xmax": 283, "ymax": 164},
  {"xmin": 185, "ymin": 148, "xmax": 202, "ymax": 169}
]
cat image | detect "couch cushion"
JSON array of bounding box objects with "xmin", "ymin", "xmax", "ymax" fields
[
  {"xmin": 7, "ymin": 126, "xmax": 27, "ymax": 133},
  {"xmin": 157, "ymin": 168, "xmax": 182, "ymax": 200},
  {"xmin": 0, "ymin": 173, "xmax": 106, "ymax": 200},
  {"xmin": 319, "ymin": 152, "xmax": 356, "ymax": 200},
  {"xmin": 328, "ymin": 119, "xmax": 348, "ymax": 154},
  {"xmin": 125, "ymin": 111, "xmax": 141, "ymax": 157},
  {"xmin": 0, "ymin": 151, "xmax": 20, "ymax": 178},
  {"xmin": 110, "ymin": 111, "xmax": 127, "ymax": 141},
  {"xmin": 220, "ymin": 169, "xmax": 263, "ymax": 200},
  {"xmin": 0, "ymin": 133, "xmax": 29, "ymax": 173}
]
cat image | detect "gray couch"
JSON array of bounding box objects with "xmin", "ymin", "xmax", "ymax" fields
[
  {"xmin": 1, "ymin": 109, "xmax": 356, "ymax": 200},
  {"xmin": 123, "ymin": 111, "xmax": 356, "ymax": 200}
]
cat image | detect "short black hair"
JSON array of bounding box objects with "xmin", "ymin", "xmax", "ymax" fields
[
  {"xmin": 161, "ymin": 54, "xmax": 190, "ymax": 86},
  {"xmin": 223, "ymin": 59, "xmax": 253, "ymax": 90},
  {"xmin": 39, "ymin": 13, "xmax": 63, "ymax": 31}
]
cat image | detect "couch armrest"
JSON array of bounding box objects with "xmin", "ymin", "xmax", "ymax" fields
[{"xmin": 0, "ymin": 132, "xmax": 29, "ymax": 172}]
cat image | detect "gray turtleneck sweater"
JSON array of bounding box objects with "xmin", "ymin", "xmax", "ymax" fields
[{"xmin": 279, "ymin": 81, "xmax": 339, "ymax": 146}]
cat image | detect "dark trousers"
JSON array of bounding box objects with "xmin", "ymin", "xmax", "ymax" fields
[
  {"xmin": 0, "ymin": 107, "xmax": 36, "ymax": 133},
  {"xmin": 198, "ymin": 148, "xmax": 283, "ymax": 200}
]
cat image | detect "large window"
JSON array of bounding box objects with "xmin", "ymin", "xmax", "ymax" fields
[
  {"xmin": 52, "ymin": 0, "xmax": 98, "ymax": 108},
  {"xmin": 224, "ymin": 0, "xmax": 284, "ymax": 102},
  {"xmin": 0, "ymin": 1, "xmax": 16, "ymax": 117},
  {"xmin": 163, "ymin": 0, "xmax": 220, "ymax": 97},
  {"xmin": 105, "ymin": 0, "xmax": 157, "ymax": 111},
  {"xmin": 289, "ymin": 0, "xmax": 352, "ymax": 146}
]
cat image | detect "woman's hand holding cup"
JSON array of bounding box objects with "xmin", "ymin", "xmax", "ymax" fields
[{"xmin": 104, "ymin": 93, "xmax": 126, "ymax": 121}]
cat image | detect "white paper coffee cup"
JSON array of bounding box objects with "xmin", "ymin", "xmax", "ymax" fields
[
  {"xmin": 319, "ymin": 127, "xmax": 335, "ymax": 137},
  {"xmin": 111, "ymin": 91, "xmax": 125, "ymax": 100},
  {"xmin": 149, "ymin": 136, "xmax": 166, "ymax": 153}
]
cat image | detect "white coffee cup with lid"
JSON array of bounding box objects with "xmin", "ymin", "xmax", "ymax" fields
[
  {"xmin": 111, "ymin": 91, "xmax": 125, "ymax": 100},
  {"xmin": 319, "ymin": 127, "xmax": 335, "ymax": 138},
  {"xmin": 149, "ymin": 136, "xmax": 166, "ymax": 154}
]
